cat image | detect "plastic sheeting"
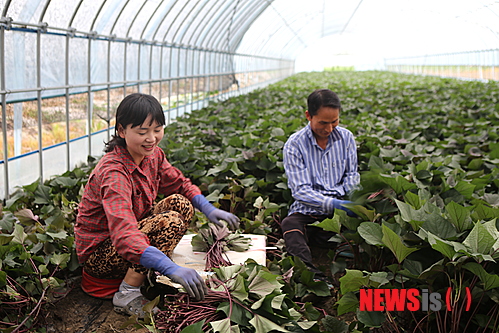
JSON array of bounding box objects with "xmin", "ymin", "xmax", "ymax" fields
[
  {"xmin": 2, "ymin": 0, "xmax": 499, "ymax": 102},
  {"xmin": 0, "ymin": 0, "xmax": 273, "ymax": 103}
]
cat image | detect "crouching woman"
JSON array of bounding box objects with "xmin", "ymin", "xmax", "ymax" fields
[{"xmin": 75, "ymin": 93, "xmax": 239, "ymax": 317}]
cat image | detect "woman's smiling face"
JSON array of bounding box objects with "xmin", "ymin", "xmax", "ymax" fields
[{"xmin": 118, "ymin": 114, "xmax": 164, "ymax": 165}]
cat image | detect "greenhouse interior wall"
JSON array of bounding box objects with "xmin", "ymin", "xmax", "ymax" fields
[{"xmin": 2, "ymin": 0, "xmax": 499, "ymax": 200}]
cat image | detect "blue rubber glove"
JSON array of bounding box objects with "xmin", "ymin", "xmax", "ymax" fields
[
  {"xmin": 207, "ymin": 209, "xmax": 240, "ymax": 230},
  {"xmin": 332, "ymin": 199, "xmax": 356, "ymax": 217},
  {"xmin": 192, "ymin": 194, "xmax": 240, "ymax": 230},
  {"xmin": 140, "ymin": 246, "xmax": 207, "ymax": 300}
]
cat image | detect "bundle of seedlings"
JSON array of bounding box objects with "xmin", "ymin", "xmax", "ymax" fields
[
  {"xmin": 191, "ymin": 222, "xmax": 251, "ymax": 271},
  {"xmin": 155, "ymin": 263, "xmax": 322, "ymax": 333}
]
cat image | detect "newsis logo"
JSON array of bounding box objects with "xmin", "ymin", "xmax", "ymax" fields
[{"xmin": 359, "ymin": 288, "xmax": 472, "ymax": 312}]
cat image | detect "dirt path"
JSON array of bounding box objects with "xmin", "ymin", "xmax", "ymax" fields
[{"xmin": 44, "ymin": 277, "xmax": 148, "ymax": 333}]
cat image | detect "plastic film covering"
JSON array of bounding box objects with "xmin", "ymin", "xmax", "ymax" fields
[
  {"xmin": 238, "ymin": 0, "xmax": 499, "ymax": 64},
  {"xmin": 0, "ymin": 0, "xmax": 295, "ymax": 199},
  {"xmin": 0, "ymin": 0, "xmax": 276, "ymax": 103}
]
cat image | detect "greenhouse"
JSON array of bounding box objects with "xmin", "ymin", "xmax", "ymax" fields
[{"xmin": 1, "ymin": 0, "xmax": 499, "ymax": 332}]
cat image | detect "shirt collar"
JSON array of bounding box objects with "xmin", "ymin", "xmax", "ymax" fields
[
  {"xmin": 113, "ymin": 145, "xmax": 139, "ymax": 173},
  {"xmin": 305, "ymin": 123, "xmax": 342, "ymax": 149}
]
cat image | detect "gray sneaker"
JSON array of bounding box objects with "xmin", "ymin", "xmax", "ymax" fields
[{"xmin": 112, "ymin": 289, "xmax": 158, "ymax": 318}]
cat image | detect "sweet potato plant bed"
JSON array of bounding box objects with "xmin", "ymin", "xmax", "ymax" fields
[{"xmin": 2, "ymin": 71, "xmax": 499, "ymax": 332}]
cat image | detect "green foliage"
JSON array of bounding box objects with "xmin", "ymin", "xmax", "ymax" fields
[
  {"xmin": 293, "ymin": 72, "xmax": 499, "ymax": 332},
  {"xmin": 154, "ymin": 261, "xmax": 322, "ymax": 332},
  {"xmin": 0, "ymin": 159, "xmax": 96, "ymax": 331},
  {"xmin": 2, "ymin": 71, "xmax": 499, "ymax": 332}
]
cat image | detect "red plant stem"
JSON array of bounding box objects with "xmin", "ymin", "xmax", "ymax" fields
[
  {"xmin": 204, "ymin": 240, "xmax": 232, "ymax": 270},
  {"xmin": 11, "ymin": 287, "xmax": 48, "ymax": 333}
]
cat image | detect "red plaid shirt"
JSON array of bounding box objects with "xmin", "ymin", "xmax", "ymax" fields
[{"xmin": 75, "ymin": 145, "xmax": 201, "ymax": 264}]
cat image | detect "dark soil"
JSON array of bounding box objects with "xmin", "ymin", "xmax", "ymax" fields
[{"xmin": 43, "ymin": 277, "xmax": 147, "ymax": 333}]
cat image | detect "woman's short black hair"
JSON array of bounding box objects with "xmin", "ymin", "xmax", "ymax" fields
[
  {"xmin": 104, "ymin": 93, "xmax": 165, "ymax": 153},
  {"xmin": 307, "ymin": 89, "xmax": 341, "ymax": 116}
]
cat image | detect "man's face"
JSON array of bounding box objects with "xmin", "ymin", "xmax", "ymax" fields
[{"xmin": 306, "ymin": 106, "xmax": 340, "ymax": 141}]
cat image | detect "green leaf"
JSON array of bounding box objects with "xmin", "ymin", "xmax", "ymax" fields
[
  {"xmin": 463, "ymin": 222, "xmax": 495, "ymax": 255},
  {"xmin": 464, "ymin": 262, "xmax": 499, "ymax": 291},
  {"xmin": 0, "ymin": 234, "xmax": 14, "ymax": 246},
  {"xmin": 300, "ymin": 269, "xmax": 332, "ymax": 296},
  {"xmin": 12, "ymin": 223, "xmax": 28, "ymax": 244},
  {"xmin": 230, "ymin": 162, "xmax": 244, "ymax": 176},
  {"xmin": 34, "ymin": 184, "xmax": 52, "ymax": 204},
  {"xmin": 143, "ymin": 296, "xmax": 160, "ymax": 313},
  {"xmin": 229, "ymin": 274, "xmax": 249, "ymax": 302},
  {"xmin": 46, "ymin": 230, "xmax": 68, "ymax": 240},
  {"xmin": 14, "ymin": 209, "xmax": 39, "ymax": 225},
  {"xmin": 257, "ymin": 156, "xmax": 275, "ymax": 171},
  {"xmin": 356, "ymin": 309, "xmax": 386, "ymax": 328},
  {"xmin": 380, "ymin": 175, "xmax": 417, "ymax": 195},
  {"xmin": 218, "ymin": 302, "xmax": 249, "ymax": 326},
  {"xmin": 248, "ymin": 271, "xmax": 281, "ymax": 297},
  {"xmin": 368, "ymin": 272, "xmax": 390, "ymax": 288},
  {"xmin": 454, "ymin": 181, "xmax": 476, "ymax": 200},
  {"xmin": 358, "ymin": 222, "xmax": 383, "ymax": 246},
  {"xmin": 336, "ymin": 292, "xmax": 359, "ymax": 316},
  {"xmin": 339, "ymin": 269, "xmax": 369, "ymax": 294},
  {"xmin": 472, "ymin": 203, "xmax": 499, "ymax": 221},
  {"xmin": 420, "ymin": 209, "xmax": 458, "ymax": 240},
  {"xmin": 0, "ymin": 212, "xmax": 16, "ymax": 233},
  {"xmin": 0, "ymin": 269, "xmax": 7, "ymax": 288},
  {"xmin": 395, "ymin": 199, "xmax": 425, "ymax": 227},
  {"xmin": 404, "ymin": 191, "xmax": 422, "ymax": 209},
  {"xmin": 249, "ymin": 314, "xmax": 288, "ymax": 333},
  {"xmin": 207, "ymin": 164, "xmax": 228, "ymax": 176},
  {"xmin": 295, "ymin": 321, "xmax": 317, "ymax": 330},
  {"xmin": 180, "ymin": 319, "xmax": 206, "ymax": 333},
  {"xmin": 446, "ymin": 201, "xmax": 473, "ymax": 232},
  {"xmin": 50, "ymin": 253, "xmax": 70, "ymax": 267},
  {"xmin": 381, "ymin": 224, "xmax": 418, "ymax": 263},
  {"xmin": 205, "ymin": 189, "xmax": 223, "ymax": 202},
  {"xmin": 271, "ymin": 294, "xmax": 286, "ymax": 309},
  {"xmin": 211, "ymin": 318, "xmax": 232, "ymax": 333},
  {"xmin": 320, "ymin": 315, "xmax": 348, "ymax": 333},
  {"xmin": 426, "ymin": 231, "xmax": 456, "ymax": 259},
  {"xmin": 315, "ymin": 216, "xmax": 341, "ymax": 234},
  {"xmin": 45, "ymin": 212, "xmax": 66, "ymax": 230},
  {"xmin": 35, "ymin": 262, "xmax": 48, "ymax": 275},
  {"xmin": 271, "ymin": 127, "xmax": 285, "ymax": 137}
]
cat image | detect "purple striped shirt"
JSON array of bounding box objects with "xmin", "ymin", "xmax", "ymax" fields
[{"xmin": 283, "ymin": 124, "xmax": 360, "ymax": 216}]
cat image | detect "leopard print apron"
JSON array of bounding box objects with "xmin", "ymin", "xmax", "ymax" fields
[{"xmin": 83, "ymin": 194, "xmax": 194, "ymax": 279}]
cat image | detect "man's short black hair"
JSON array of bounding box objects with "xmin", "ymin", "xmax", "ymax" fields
[{"xmin": 307, "ymin": 89, "xmax": 341, "ymax": 116}]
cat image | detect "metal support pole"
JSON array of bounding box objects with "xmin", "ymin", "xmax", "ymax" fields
[
  {"xmin": 107, "ymin": 36, "xmax": 112, "ymax": 143},
  {"xmin": 124, "ymin": 40, "xmax": 128, "ymax": 96},
  {"xmin": 137, "ymin": 42, "xmax": 142, "ymax": 93},
  {"xmin": 149, "ymin": 42, "xmax": 154, "ymax": 95},
  {"xmin": 37, "ymin": 27, "xmax": 44, "ymax": 182},
  {"xmin": 1, "ymin": 21, "xmax": 8, "ymax": 198},
  {"xmin": 159, "ymin": 43, "xmax": 164, "ymax": 111},
  {"xmin": 65, "ymin": 31, "xmax": 71, "ymax": 171},
  {"xmin": 176, "ymin": 46, "xmax": 180, "ymax": 118},
  {"xmin": 168, "ymin": 45, "xmax": 173, "ymax": 118},
  {"xmin": 87, "ymin": 35, "xmax": 93, "ymax": 157}
]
